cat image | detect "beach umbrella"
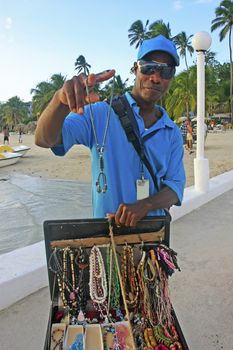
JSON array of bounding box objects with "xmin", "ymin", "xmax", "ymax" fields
[
  {"xmin": 178, "ymin": 116, "xmax": 187, "ymax": 122},
  {"xmin": 191, "ymin": 117, "xmax": 209, "ymax": 122}
]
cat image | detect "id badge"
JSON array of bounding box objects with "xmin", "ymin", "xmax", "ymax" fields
[{"xmin": 136, "ymin": 178, "xmax": 149, "ymax": 200}]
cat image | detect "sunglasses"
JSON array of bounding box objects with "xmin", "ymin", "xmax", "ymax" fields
[{"xmin": 137, "ymin": 60, "xmax": 176, "ymax": 80}]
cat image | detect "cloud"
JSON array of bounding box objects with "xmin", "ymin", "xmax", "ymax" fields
[
  {"xmin": 173, "ymin": 1, "xmax": 183, "ymax": 9},
  {"xmin": 4, "ymin": 17, "xmax": 12, "ymax": 30}
]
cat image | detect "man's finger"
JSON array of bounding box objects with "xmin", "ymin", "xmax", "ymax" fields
[
  {"xmin": 84, "ymin": 92, "xmax": 100, "ymax": 104},
  {"xmin": 95, "ymin": 69, "xmax": 115, "ymax": 83},
  {"xmin": 115, "ymin": 204, "xmax": 124, "ymax": 225}
]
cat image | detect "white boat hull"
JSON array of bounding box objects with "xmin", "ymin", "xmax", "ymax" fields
[
  {"xmin": 0, "ymin": 152, "xmax": 22, "ymax": 168},
  {"xmin": 0, "ymin": 145, "xmax": 30, "ymax": 157}
]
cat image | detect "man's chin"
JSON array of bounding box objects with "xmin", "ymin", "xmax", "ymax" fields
[{"xmin": 142, "ymin": 91, "xmax": 162, "ymax": 103}]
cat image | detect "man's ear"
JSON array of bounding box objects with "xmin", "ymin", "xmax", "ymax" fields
[{"xmin": 130, "ymin": 62, "xmax": 138, "ymax": 75}]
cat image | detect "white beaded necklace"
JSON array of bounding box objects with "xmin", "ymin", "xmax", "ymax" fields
[{"xmin": 89, "ymin": 246, "xmax": 107, "ymax": 305}]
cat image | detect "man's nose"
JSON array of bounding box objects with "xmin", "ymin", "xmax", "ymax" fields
[{"xmin": 149, "ymin": 71, "xmax": 162, "ymax": 83}]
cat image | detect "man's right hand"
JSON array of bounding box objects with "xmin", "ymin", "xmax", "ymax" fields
[{"xmin": 57, "ymin": 69, "xmax": 115, "ymax": 114}]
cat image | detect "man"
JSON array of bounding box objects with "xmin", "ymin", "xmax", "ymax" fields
[
  {"xmin": 180, "ymin": 120, "xmax": 188, "ymax": 149},
  {"xmin": 3, "ymin": 126, "xmax": 10, "ymax": 144},
  {"xmin": 35, "ymin": 35, "xmax": 185, "ymax": 227}
]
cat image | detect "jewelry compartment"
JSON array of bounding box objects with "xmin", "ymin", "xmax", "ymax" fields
[{"xmin": 43, "ymin": 215, "xmax": 189, "ymax": 350}]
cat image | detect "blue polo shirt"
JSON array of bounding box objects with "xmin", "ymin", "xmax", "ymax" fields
[{"xmin": 51, "ymin": 92, "xmax": 185, "ymax": 218}]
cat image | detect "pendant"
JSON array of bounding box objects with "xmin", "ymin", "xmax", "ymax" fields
[
  {"xmin": 70, "ymin": 292, "xmax": 76, "ymax": 301},
  {"xmin": 78, "ymin": 310, "xmax": 85, "ymax": 323}
]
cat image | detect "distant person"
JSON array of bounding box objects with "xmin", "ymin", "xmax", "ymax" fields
[
  {"xmin": 18, "ymin": 127, "xmax": 23, "ymax": 143},
  {"xmin": 186, "ymin": 120, "xmax": 194, "ymax": 154},
  {"xmin": 180, "ymin": 120, "xmax": 188, "ymax": 150},
  {"xmin": 35, "ymin": 35, "xmax": 186, "ymax": 227},
  {"xmin": 3, "ymin": 126, "xmax": 10, "ymax": 144},
  {"xmin": 204, "ymin": 122, "xmax": 208, "ymax": 142},
  {"xmin": 210, "ymin": 120, "xmax": 215, "ymax": 131}
]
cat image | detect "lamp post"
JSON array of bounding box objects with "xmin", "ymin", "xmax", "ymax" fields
[{"xmin": 192, "ymin": 31, "xmax": 212, "ymax": 192}]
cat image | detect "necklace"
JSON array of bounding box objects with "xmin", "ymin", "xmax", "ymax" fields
[
  {"xmin": 48, "ymin": 248, "xmax": 71, "ymax": 308},
  {"xmin": 89, "ymin": 246, "xmax": 108, "ymax": 318},
  {"xmin": 107, "ymin": 246, "xmax": 121, "ymax": 313},
  {"xmin": 85, "ymin": 75, "xmax": 115, "ymax": 193},
  {"xmin": 74, "ymin": 247, "xmax": 89, "ymax": 323},
  {"xmin": 121, "ymin": 244, "xmax": 139, "ymax": 308}
]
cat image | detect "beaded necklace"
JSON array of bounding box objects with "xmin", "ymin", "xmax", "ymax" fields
[
  {"xmin": 74, "ymin": 247, "xmax": 89, "ymax": 323},
  {"xmin": 107, "ymin": 246, "xmax": 121, "ymax": 312},
  {"xmin": 89, "ymin": 246, "xmax": 108, "ymax": 318},
  {"xmin": 48, "ymin": 248, "xmax": 71, "ymax": 308},
  {"xmin": 121, "ymin": 244, "xmax": 139, "ymax": 308}
]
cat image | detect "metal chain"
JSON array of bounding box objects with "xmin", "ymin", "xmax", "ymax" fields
[{"xmin": 85, "ymin": 75, "xmax": 115, "ymax": 193}]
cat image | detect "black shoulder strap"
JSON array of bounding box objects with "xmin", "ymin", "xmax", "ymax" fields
[{"xmin": 109, "ymin": 95, "xmax": 159, "ymax": 192}]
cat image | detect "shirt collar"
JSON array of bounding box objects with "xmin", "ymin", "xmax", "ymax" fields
[{"xmin": 125, "ymin": 92, "xmax": 175, "ymax": 129}]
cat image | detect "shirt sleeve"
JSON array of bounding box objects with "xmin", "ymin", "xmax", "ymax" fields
[
  {"xmin": 162, "ymin": 126, "xmax": 186, "ymax": 205},
  {"xmin": 51, "ymin": 107, "xmax": 94, "ymax": 156}
]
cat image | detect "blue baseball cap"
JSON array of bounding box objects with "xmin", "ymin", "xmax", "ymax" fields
[{"xmin": 137, "ymin": 35, "xmax": 180, "ymax": 66}]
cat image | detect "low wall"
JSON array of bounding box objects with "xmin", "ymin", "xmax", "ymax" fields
[{"xmin": 0, "ymin": 170, "xmax": 233, "ymax": 311}]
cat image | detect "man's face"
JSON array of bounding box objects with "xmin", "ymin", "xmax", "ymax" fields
[{"xmin": 132, "ymin": 51, "xmax": 175, "ymax": 104}]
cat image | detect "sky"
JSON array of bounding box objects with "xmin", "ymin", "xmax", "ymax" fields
[{"xmin": 0, "ymin": 0, "xmax": 231, "ymax": 102}]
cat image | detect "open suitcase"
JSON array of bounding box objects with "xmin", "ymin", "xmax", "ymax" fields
[{"xmin": 43, "ymin": 213, "xmax": 189, "ymax": 350}]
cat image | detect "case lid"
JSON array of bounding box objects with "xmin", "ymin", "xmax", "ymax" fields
[{"xmin": 43, "ymin": 214, "xmax": 171, "ymax": 300}]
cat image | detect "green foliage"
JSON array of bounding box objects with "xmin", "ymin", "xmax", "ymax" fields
[
  {"xmin": 211, "ymin": 0, "xmax": 233, "ymax": 41},
  {"xmin": 173, "ymin": 31, "xmax": 194, "ymax": 70},
  {"xmin": 147, "ymin": 20, "xmax": 172, "ymax": 39},
  {"xmin": 74, "ymin": 55, "xmax": 91, "ymax": 75},
  {"xmin": 102, "ymin": 75, "xmax": 129, "ymax": 99},
  {"xmin": 31, "ymin": 73, "xmax": 66, "ymax": 119},
  {"xmin": 0, "ymin": 96, "xmax": 29, "ymax": 129},
  {"xmin": 211, "ymin": 0, "xmax": 233, "ymax": 121},
  {"xmin": 128, "ymin": 20, "xmax": 149, "ymax": 48},
  {"xmin": 165, "ymin": 69, "xmax": 196, "ymax": 120}
]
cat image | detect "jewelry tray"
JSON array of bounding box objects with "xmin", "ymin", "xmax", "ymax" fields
[{"xmin": 43, "ymin": 214, "xmax": 189, "ymax": 350}]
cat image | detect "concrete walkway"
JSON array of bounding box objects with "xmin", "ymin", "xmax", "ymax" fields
[{"xmin": 0, "ymin": 189, "xmax": 232, "ymax": 349}]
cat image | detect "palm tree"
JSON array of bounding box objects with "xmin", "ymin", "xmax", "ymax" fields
[
  {"xmin": 165, "ymin": 70, "xmax": 196, "ymax": 120},
  {"xmin": 173, "ymin": 31, "xmax": 194, "ymax": 71},
  {"xmin": 205, "ymin": 50, "xmax": 219, "ymax": 66},
  {"xmin": 102, "ymin": 75, "xmax": 129, "ymax": 99},
  {"xmin": 211, "ymin": 0, "xmax": 233, "ymax": 122},
  {"xmin": 50, "ymin": 73, "xmax": 67, "ymax": 91},
  {"xmin": 1, "ymin": 96, "xmax": 28, "ymax": 129},
  {"xmin": 74, "ymin": 55, "xmax": 91, "ymax": 75},
  {"xmin": 128, "ymin": 20, "xmax": 149, "ymax": 48},
  {"xmin": 147, "ymin": 20, "xmax": 172, "ymax": 40},
  {"xmin": 31, "ymin": 73, "xmax": 66, "ymax": 118}
]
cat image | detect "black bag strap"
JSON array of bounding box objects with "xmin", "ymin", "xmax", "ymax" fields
[{"xmin": 109, "ymin": 95, "xmax": 159, "ymax": 192}]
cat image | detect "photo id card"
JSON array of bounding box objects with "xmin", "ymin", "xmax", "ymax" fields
[{"xmin": 136, "ymin": 178, "xmax": 149, "ymax": 200}]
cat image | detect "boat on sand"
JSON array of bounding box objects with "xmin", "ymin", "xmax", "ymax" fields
[
  {"xmin": 0, "ymin": 151, "xmax": 22, "ymax": 168},
  {"xmin": 0, "ymin": 145, "xmax": 30, "ymax": 157}
]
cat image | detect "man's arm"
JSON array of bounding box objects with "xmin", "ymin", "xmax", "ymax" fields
[
  {"xmin": 109, "ymin": 186, "xmax": 177, "ymax": 227},
  {"xmin": 35, "ymin": 71, "xmax": 115, "ymax": 148},
  {"xmin": 108, "ymin": 127, "xmax": 185, "ymax": 227},
  {"xmin": 35, "ymin": 91, "xmax": 70, "ymax": 148}
]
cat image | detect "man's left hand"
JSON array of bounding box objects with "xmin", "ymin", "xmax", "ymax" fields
[{"xmin": 107, "ymin": 201, "xmax": 149, "ymax": 227}]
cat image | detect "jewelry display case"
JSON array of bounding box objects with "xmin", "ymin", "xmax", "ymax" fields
[{"xmin": 43, "ymin": 214, "xmax": 189, "ymax": 350}]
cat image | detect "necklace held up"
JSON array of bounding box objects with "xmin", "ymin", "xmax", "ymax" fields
[{"xmin": 85, "ymin": 75, "xmax": 115, "ymax": 193}]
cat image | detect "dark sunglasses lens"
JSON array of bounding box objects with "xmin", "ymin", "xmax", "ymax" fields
[
  {"xmin": 160, "ymin": 67, "xmax": 176, "ymax": 79},
  {"xmin": 140, "ymin": 64, "xmax": 156, "ymax": 75},
  {"xmin": 140, "ymin": 63, "xmax": 175, "ymax": 79}
]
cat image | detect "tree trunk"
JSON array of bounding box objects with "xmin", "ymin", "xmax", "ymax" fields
[{"xmin": 229, "ymin": 27, "xmax": 233, "ymax": 124}]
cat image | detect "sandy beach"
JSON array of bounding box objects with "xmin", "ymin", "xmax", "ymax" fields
[{"xmin": 1, "ymin": 130, "xmax": 233, "ymax": 187}]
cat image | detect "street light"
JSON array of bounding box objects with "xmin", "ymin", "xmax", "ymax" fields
[{"xmin": 192, "ymin": 31, "xmax": 212, "ymax": 192}]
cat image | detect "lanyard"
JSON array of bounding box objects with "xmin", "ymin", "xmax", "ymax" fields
[{"xmin": 85, "ymin": 76, "xmax": 115, "ymax": 193}]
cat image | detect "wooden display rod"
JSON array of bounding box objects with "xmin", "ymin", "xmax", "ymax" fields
[{"xmin": 50, "ymin": 229, "xmax": 164, "ymax": 249}]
